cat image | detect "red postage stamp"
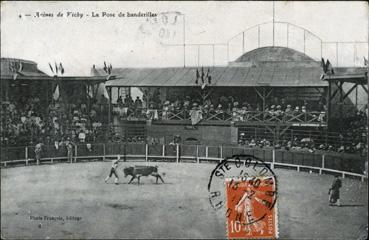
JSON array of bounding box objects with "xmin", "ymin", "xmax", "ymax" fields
[{"xmin": 225, "ymin": 176, "xmax": 278, "ymax": 239}]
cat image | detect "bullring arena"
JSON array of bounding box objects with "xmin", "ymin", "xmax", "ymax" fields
[
  {"xmin": 1, "ymin": 146, "xmax": 368, "ymax": 239},
  {"xmin": 1, "ymin": 2, "xmax": 369, "ymax": 239}
]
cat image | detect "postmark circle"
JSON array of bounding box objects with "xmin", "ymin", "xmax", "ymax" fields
[{"xmin": 207, "ymin": 154, "xmax": 278, "ymax": 226}]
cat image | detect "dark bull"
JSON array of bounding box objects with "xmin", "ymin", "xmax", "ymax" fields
[{"xmin": 123, "ymin": 166, "xmax": 165, "ymax": 185}]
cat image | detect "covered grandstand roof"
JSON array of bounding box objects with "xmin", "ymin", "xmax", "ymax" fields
[
  {"xmin": 1, "ymin": 58, "xmax": 109, "ymax": 82},
  {"xmin": 102, "ymin": 66, "xmax": 327, "ymax": 87},
  {"xmin": 1, "ymin": 58, "xmax": 49, "ymax": 79},
  {"xmin": 95, "ymin": 46, "xmax": 367, "ymax": 88},
  {"xmin": 100, "ymin": 47, "xmax": 332, "ymax": 87}
]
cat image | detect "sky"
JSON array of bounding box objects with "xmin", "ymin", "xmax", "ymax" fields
[{"xmin": 1, "ymin": 1, "xmax": 368, "ymax": 76}]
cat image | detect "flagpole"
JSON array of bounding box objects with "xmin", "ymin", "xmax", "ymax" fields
[
  {"xmin": 273, "ymin": 1, "xmax": 275, "ymax": 47},
  {"xmin": 183, "ymin": 14, "xmax": 186, "ymax": 68}
]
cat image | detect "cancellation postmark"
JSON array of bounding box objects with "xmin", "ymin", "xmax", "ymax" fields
[
  {"xmin": 208, "ymin": 154, "xmax": 278, "ymax": 239},
  {"xmin": 137, "ymin": 11, "xmax": 184, "ymax": 45}
]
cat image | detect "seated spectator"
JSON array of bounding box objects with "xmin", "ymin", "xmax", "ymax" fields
[
  {"xmin": 215, "ymin": 104, "xmax": 223, "ymax": 114},
  {"xmin": 275, "ymin": 105, "xmax": 283, "ymax": 117},
  {"xmin": 301, "ymin": 106, "xmax": 307, "ymax": 114},
  {"xmin": 249, "ymin": 139, "xmax": 256, "ymax": 147},
  {"xmin": 293, "ymin": 106, "xmax": 300, "ymax": 115},
  {"xmin": 269, "ymin": 105, "xmax": 275, "ymax": 116},
  {"xmin": 162, "ymin": 101, "xmax": 170, "ymax": 120},
  {"xmin": 209, "ymin": 104, "xmax": 215, "ymax": 114},
  {"xmin": 239, "ymin": 106, "xmax": 248, "ymax": 121},
  {"xmin": 232, "ymin": 102, "xmax": 240, "ymax": 121},
  {"xmin": 337, "ymin": 145, "xmax": 345, "ymax": 153}
]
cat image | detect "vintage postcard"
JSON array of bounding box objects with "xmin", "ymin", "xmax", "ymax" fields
[{"xmin": 1, "ymin": 1, "xmax": 368, "ymax": 239}]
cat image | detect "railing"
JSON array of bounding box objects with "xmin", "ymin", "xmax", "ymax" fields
[
  {"xmin": 1, "ymin": 143, "xmax": 366, "ymax": 182},
  {"xmin": 114, "ymin": 107, "xmax": 327, "ymax": 125},
  {"xmin": 161, "ymin": 21, "xmax": 368, "ymax": 67},
  {"xmin": 238, "ymin": 126, "xmax": 367, "ymax": 150}
]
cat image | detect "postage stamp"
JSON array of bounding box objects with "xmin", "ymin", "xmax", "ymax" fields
[
  {"xmin": 208, "ymin": 154, "xmax": 278, "ymax": 239},
  {"xmin": 225, "ymin": 176, "xmax": 278, "ymax": 239}
]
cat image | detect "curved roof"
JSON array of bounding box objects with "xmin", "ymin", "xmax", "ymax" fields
[{"xmin": 235, "ymin": 46, "xmax": 315, "ymax": 62}]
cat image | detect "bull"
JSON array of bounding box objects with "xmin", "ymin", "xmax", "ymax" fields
[{"xmin": 123, "ymin": 165, "xmax": 165, "ymax": 185}]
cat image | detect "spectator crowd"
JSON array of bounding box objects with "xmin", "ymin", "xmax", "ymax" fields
[
  {"xmin": 112, "ymin": 94, "xmax": 328, "ymax": 124},
  {"xmin": 1, "ymin": 93, "xmax": 367, "ymax": 156},
  {"xmin": 1, "ymin": 96, "xmax": 109, "ymax": 147}
]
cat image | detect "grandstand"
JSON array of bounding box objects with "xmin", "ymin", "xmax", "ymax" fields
[{"xmin": 91, "ymin": 46, "xmax": 367, "ymax": 153}]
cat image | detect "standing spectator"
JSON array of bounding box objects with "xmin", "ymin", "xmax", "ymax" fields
[
  {"xmin": 66, "ymin": 138, "xmax": 75, "ymax": 163},
  {"xmin": 328, "ymin": 176, "xmax": 342, "ymax": 206},
  {"xmin": 117, "ymin": 96, "xmax": 123, "ymax": 105},
  {"xmin": 134, "ymin": 96, "xmax": 143, "ymax": 109},
  {"xmin": 78, "ymin": 130, "xmax": 86, "ymax": 143},
  {"xmin": 34, "ymin": 142, "xmax": 43, "ymax": 165}
]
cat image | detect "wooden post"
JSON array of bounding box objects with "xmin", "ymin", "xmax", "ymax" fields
[
  {"xmin": 25, "ymin": 147, "xmax": 28, "ymax": 165},
  {"xmin": 74, "ymin": 145, "xmax": 78, "ymax": 163},
  {"xmin": 103, "ymin": 144, "xmax": 106, "ymax": 161},
  {"xmin": 220, "ymin": 146, "xmax": 223, "ymax": 159},
  {"xmin": 162, "ymin": 145, "xmax": 165, "ymax": 157},
  {"xmin": 176, "ymin": 145, "xmax": 179, "ymax": 163},
  {"xmin": 272, "ymin": 149, "xmax": 275, "ymax": 169},
  {"xmin": 145, "ymin": 144, "xmax": 148, "ymax": 162},
  {"xmin": 196, "ymin": 145, "xmax": 199, "ymax": 163},
  {"xmin": 322, "ymin": 154, "xmax": 325, "ymax": 169},
  {"xmin": 205, "ymin": 146, "xmax": 209, "ymax": 158}
]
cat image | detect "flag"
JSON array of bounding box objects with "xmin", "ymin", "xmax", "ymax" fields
[
  {"xmin": 18, "ymin": 61, "xmax": 23, "ymax": 72},
  {"xmin": 321, "ymin": 58, "xmax": 327, "ymax": 73},
  {"xmin": 201, "ymin": 67, "xmax": 205, "ymax": 84},
  {"xmin": 53, "ymin": 85, "xmax": 60, "ymax": 100},
  {"xmin": 55, "ymin": 62, "xmax": 58, "ymax": 74},
  {"xmin": 364, "ymin": 57, "xmax": 368, "ymax": 66},
  {"xmin": 195, "ymin": 69, "xmax": 200, "ymax": 84},
  {"xmin": 326, "ymin": 60, "xmax": 334, "ymax": 74},
  {"xmin": 9, "ymin": 62, "xmax": 15, "ymax": 72},
  {"xmin": 59, "ymin": 63, "xmax": 64, "ymax": 75},
  {"xmin": 87, "ymin": 85, "xmax": 94, "ymax": 98},
  {"xmin": 320, "ymin": 73, "xmax": 325, "ymax": 80},
  {"xmin": 97, "ymin": 83, "xmax": 110, "ymax": 102},
  {"xmin": 206, "ymin": 68, "xmax": 211, "ymax": 84},
  {"xmin": 201, "ymin": 82, "xmax": 207, "ymax": 90},
  {"xmin": 103, "ymin": 61, "xmax": 108, "ymax": 73},
  {"xmin": 109, "ymin": 64, "xmax": 113, "ymax": 74},
  {"xmin": 49, "ymin": 63, "xmax": 54, "ymax": 74}
]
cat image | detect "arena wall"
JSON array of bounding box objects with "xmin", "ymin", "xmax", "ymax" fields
[{"xmin": 147, "ymin": 124, "xmax": 238, "ymax": 145}]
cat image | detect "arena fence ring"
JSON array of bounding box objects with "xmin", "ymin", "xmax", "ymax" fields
[{"xmin": 0, "ymin": 143, "xmax": 367, "ymax": 182}]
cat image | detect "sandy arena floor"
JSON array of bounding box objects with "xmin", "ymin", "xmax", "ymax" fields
[{"xmin": 1, "ymin": 161, "xmax": 368, "ymax": 239}]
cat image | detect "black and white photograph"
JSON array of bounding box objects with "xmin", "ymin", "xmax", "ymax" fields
[{"xmin": 1, "ymin": 1, "xmax": 368, "ymax": 239}]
